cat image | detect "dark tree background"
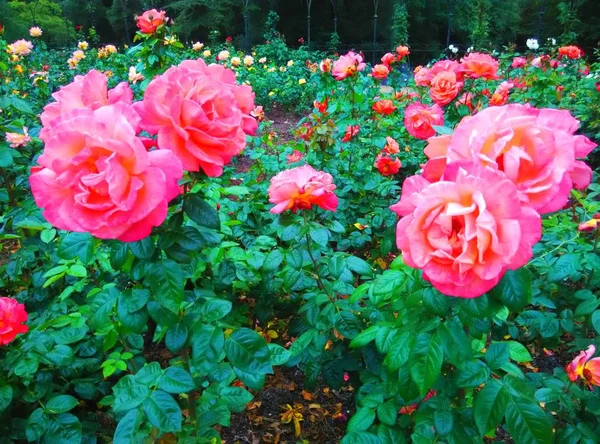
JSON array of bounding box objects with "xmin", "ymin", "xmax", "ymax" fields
[{"xmin": 0, "ymin": 0, "xmax": 598, "ymax": 62}]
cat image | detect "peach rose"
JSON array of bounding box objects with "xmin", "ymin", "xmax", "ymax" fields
[
  {"xmin": 268, "ymin": 165, "xmax": 338, "ymax": 214},
  {"xmin": 459, "ymin": 52, "xmax": 499, "ymax": 79},
  {"xmin": 40, "ymin": 70, "xmax": 133, "ymax": 140},
  {"xmin": 382, "ymin": 136, "xmax": 400, "ymax": 154},
  {"xmin": 332, "ymin": 52, "xmax": 366, "ymax": 80},
  {"xmin": 375, "ymin": 155, "xmax": 401, "ymax": 176},
  {"xmin": 8, "ymin": 39, "xmax": 33, "ymax": 56},
  {"xmin": 372, "ymin": 100, "xmax": 396, "ymax": 115},
  {"xmin": 396, "ymin": 45, "xmax": 410, "ymax": 59},
  {"xmin": 414, "ymin": 66, "xmax": 431, "ymax": 86},
  {"xmin": 0, "ymin": 297, "xmax": 28, "ymax": 345},
  {"xmin": 391, "ymin": 162, "xmax": 542, "ymax": 298},
  {"xmin": 30, "ymin": 103, "xmax": 183, "ymax": 242},
  {"xmin": 319, "ymin": 58, "xmax": 332, "ymax": 73},
  {"xmin": 421, "ymin": 104, "xmax": 597, "ymax": 214},
  {"xmin": 372, "ymin": 64, "xmax": 390, "ymax": 80},
  {"xmin": 429, "ymin": 59, "xmax": 463, "ymax": 81},
  {"xmin": 429, "ymin": 71, "xmax": 463, "ymax": 106},
  {"xmin": 136, "ymin": 9, "xmax": 167, "ymax": 34},
  {"xmin": 381, "ymin": 52, "xmax": 396, "ymax": 67},
  {"xmin": 566, "ymin": 345, "xmax": 600, "ymax": 387},
  {"xmin": 29, "ymin": 27, "xmax": 42, "ymax": 37},
  {"xmin": 134, "ymin": 59, "xmax": 257, "ymax": 176},
  {"xmin": 404, "ymin": 102, "xmax": 444, "ymax": 140}
]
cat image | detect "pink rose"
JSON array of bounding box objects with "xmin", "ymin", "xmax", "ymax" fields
[
  {"xmin": 391, "ymin": 162, "xmax": 542, "ymax": 298},
  {"xmin": 40, "ymin": 70, "xmax": 133, "ymax": 140},
  {"xmin": 0, "ymin": 297, "xmax": 28, "ymax": 345},
  {"xmin": 422, "ymin": 104, "xmax": 597, "ymax": 214},
  {"xmin": 429, "ymin": 71, "xmax": 463, "ymax": 106},
  {"xmin": 372, "ymin": 64, "xmax": 390, "ymax": 80},
  {"xmin": 404, "ymin": 102, "xmax": 444, "ymax": 140},
  {"xmin": 268, "ymin": 165, "xmax": 338, "ymax": 214},
  {"xmin": 459, "ymin": 52, "xmax": 500, "ymax": 79},
  {"xmin": 30, "ymin": 103, "xmax": 183, "ymax": 242},
  {"xmin": 332, "ymin": 52, "xmax": 366, "ymax": 80},
  {"xmin": 381, "ymin": 52, "xmax": 396, "ymax": 67},
  {"xmin": 136, "ymin": 9, "xmax": 167, "ymax": 34},
  {"xmin": 429, "ymin": 59, "xmax": 464, "ymax": 81},
  {"xmin": 134, "ymin": 59, "xmax": 256, "ymax": 176},
  {"xmin": 414, "ymin": 66, "xmax": 431, "ymax": 86},
  {"xmin": 511, "ymin": 57, "xmax": 527, "ymax": 68}
]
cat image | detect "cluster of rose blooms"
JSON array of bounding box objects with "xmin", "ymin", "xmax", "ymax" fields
[{"xmin": 30, "ymin": 58, "xmax": 257, "ymax": 243}]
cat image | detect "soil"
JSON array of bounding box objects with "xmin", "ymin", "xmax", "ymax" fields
[
  {"xmin": 221, "ymin": 366, "xmax": 355, "ymax": 444},
  {"xmin": 266, "ymin": 105, "xmax": 302, "ymax": 145}
]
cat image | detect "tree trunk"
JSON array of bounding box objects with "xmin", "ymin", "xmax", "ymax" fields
[
  {"xmin": 306, "ymin": 0, "xmax": 312, "ymax": 46},
  {"xmin": 243, "ymin": 0, "xmax": 250, "ymax": 49},
  {"xmin": 372, "ymin": 0, "xmax": 379, "ymax": 64},
  {"xmin": 446, "ymin": 0, "xmax": 454, "ymax": 47},
  {"xmin": 118, "ymin": 0, "xmax": 131, "ymax": 44},
  {"xmin": 536, "ymin": 0, "xmax": 545, "ymax": 40},
  {"xmin": 331, "ymin": 0, "xmax": 338, "ymax": 33}
]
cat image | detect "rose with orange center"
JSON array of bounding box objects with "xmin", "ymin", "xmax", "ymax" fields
[
  {"xmin": 268, "ymin": 165, "xmax": 338, "ymax": 214},
  {"xmin": 372, "ymin": 64, "xmax": 390, "ymax": 80},
  {"xmin": 391, "ymin": 161, "xmax": 542, "ymax": 298},
  {"xmin": 375, "ymin": 154, "xmax": 401, "ymax": 176},
  {"xmin": 331, "ymin": 52, "xmax": 366, "ymax": 80},
  {"xmin": 136, "ymin": 9, "xmax": 167, "ymax": 34},
  {"xmin": 459, "ymin": 52, "xmax": 500, "ymax": 80},
  {"xmin": 566, "ymin": 345, "xmax": 600, "ymax": 388},
  {"xmin": 429, "ymin": 71, "xmax": 463, "ymax": 106},
  {"xmin": 372, "ymin": 100, "xmax": 396, "ymax": 115}
]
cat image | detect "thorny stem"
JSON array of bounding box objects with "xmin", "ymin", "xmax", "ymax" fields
[{"xmin": 302, "ymin": 212, "xmax": 338, "ymax": 309}]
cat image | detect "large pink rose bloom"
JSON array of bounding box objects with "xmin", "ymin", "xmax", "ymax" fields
[
  {"xmin": 459, "ymin": 52, "xmax": 500, "ymax": 80},
  {"xmin": 331, "ymin": 52, "xmax": 366, "ymax": 80},
  {"xmin": 422, "ymin": 104, "xmax": 597, "ymax": 214},
  {"xmin": 40, "ymin": 70, "xmax": 133, "ymax": 140},
  {"xmin": 30, "ymin": 103, "xmax": 183, "ymax": 242},
  {"xmin": 404, "ymin": 102, "xmax": 444, "ymax": 140},
  {"xmin": 0, "ymin": 297, "xmax": 28, "ymax": 346},
  {"xmin": 134, "ymin": 59, "xmax": 256, "ymax": 176},
  {"xmin": 268, "ymin": 165, "xmax": 338, "ymax": 214},
  {"xmin": 429, "ymin": 59, "xmax": 464, "ymax": 81},
  {"xmin": 136, "ymin": 9, "xmax": 167, "ymax": 34},
  {"xmin": 391, "ymin": 162, "xmax": 542, "ymax": 298}
]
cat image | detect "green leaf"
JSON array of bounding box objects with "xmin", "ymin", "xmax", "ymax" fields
[
  {"xmin": 114, "ymin": 409, "xmax": 144, "ymax": 443},
  {"xmin": 377, "ymin": 400, "xmax": 398, "ymax": 426},
  {"xmin": 0, "ymin": 385, "xmax": 13, "ymax": 411},
  {"xmin": 184, "ymin": 194, "xmax": 220, "ymax": 230},
  {"xmin": 146, "ymin": 259, "xmax": 184, "ymax": 314},
  {"xmin": 432, "ymin": 125, "xmax": 454, "ymax": 135},
  {"xmin": 384, "ymin": 331, "xmax": 412, "ymax": 371},
  {"xmin": 224, "ymin": 328, "xmax": 272, "ymax": 374},
  {"xmin": 342, "ymin": 432, "xmax": 381, "ymax": 444},
  {"xmin": 27, "ymin": 408, "xmax": 49, "ymax": 441},
  {"xmin": 437, "ymin": 319, "xmax": 472, "ymax": 366},
  {"xmin": 336, "ymin": 311, "xmax": 361, "ymax": 339},
  {"xmin": 58, "ymin": 232, "xmax": 94, "ymax": 264},
  {"xmin": 197, "ymin": 298, "xmax": 232, "ymax": 322},
  {"xmin": 347, "ymin": 407, "xmax": 376, "ymax": 433},
  {"xmin": 143, "ymin": 390, "xmax": 182, "ymax": 432},
  {"xmin": 165, "ymin": 324, "xmax": 188, "ymax": 353},
  {"xmin": 422, "ymin": 287, "xmax": 450, "ymax": 315},
  {"xmin": 46, "ymin": 395, "xmax": 79, "ymax": 414},
  {"xmin": 11, "ymin": 97, "xmax": 35, "ymax": 114},
  {"xmin": 372, "ymin": 270, "xmax": 405, "ymax": 303},
  {"xmin": 262, "ymin": 249, "xmax": 283, "ymax": 272},
  {"xmin": 591, "ymin": 310, "xmax": 600, "ymax": 334},
  {"xmin": 456, "ymin": 360, "xmax": 490, "ymax": 388},
  {"xmin": 486, "ymin": 342, "xmax": 510, "ymax": 369},
  {"xmin": 220, "ymin": 386, "xmax": 254, "ymax": 409},
  {"xmin": 474, "ymin": 379, "xmax": 510, "ymax": 435},
  {"xmin": 45, "ymin": 413, "xmax": 82, "ymax": 443},
  {"xmin": 158, "ymin": 367, "xmax": 195, "ymax": 393},
  {"xmin": 40, "ymin": 228, "xmax": 57, "ymax": 243},
  {"xmin": 67, "ymin": 264, "xmax": 87, "ymax": 278},
  {"xmin": 505, "ymin": 396, "xmax": 552, "ymax": 443},
  {"xmin": 350, "ymin": 325, "xmax": 379, "ymax": 348},
  {"xmin": 548, "ymin": 254, "xmax": 581, "ymax": 282},
  {"xmin": 506, "ymin": 341, "xmax": 532, "ymax": 363},
  {"xmin": 268, "ymin": 343, "xmax": 291, "ymax": 366},
  {"xmin": 0, "ymin": 147, "xmax": 13, "ymax": 168},
  {"xmin": 135, "ymin": 362, "xmax": 162, "ymax": 386},
  {"xmin": 490, "ymin": 269, "xmax": 532, "ymax": 312},
  {"xmin": 129, "ymin": 237, "xmax": 155, "ymax": 260},
  {"xmin": 575, "ymin": 298, "xmax": 600, "ymax": 317},
  {"xmin": 347, "ymin": 256, "xmax": 373, "ymax": 276},
  {"xmin": 409, "ymin": 333, "xmax": 443, "ymax": 396},
  {"xmin": 434, "ymin": 410, "xmax": 454, "ymax": 436},
  {"xmin": 113, "ymin": 375, "xmax": 150, "ymax": 412},
  {"xmin": 54, "ymin": 326, "xmax": 88, "ymax": 345}
]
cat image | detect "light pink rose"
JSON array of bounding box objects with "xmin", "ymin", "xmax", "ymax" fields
[
  {"xmin": 459, "ymin": 52, "xmax": 500, "ymax": 79},
  {"xmin": 30, "ymin": 103, "xmax": 183, "ymax": 242},
  {"xmin": 404, "ymin": 102, "xmax": 444, "ymax": 140},
  {"xmin": 134, "ymin": 59, "xmax": 257, "ymax": 176},
  {"xmin": 511, "ymin": 57, "xmax": 527, "ymax": 68},
  {"xmin": 391, "ymin": 161, "xmax": 542, "ymax": 298},
  {"xmin": 331, "ymin": 52, "xmax": 366, "ymax": 80},
  {"xmin": 40, "ymin": 70, "xmax": 133, "ymax": 140},
  {"xmin": 268, "ymin": 165, "xmax": 338, "ymax": 214},
  {"xmin": 421, "ymin": 104, "xmax": 597, "ymax": 214}
]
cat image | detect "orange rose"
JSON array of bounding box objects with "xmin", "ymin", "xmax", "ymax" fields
[{"xmin": 429, "ymin": 71, "xmax": 463, "ymax": 106}]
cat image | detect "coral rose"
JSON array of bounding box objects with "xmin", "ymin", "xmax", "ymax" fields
[
  {"xmin": 342, "ymin": 125, "xmax": 359, "ymax": 142},
  {"xmin": 414, "ymin": 66, "xmax": 431, "ymax": 86},
  {"xmin": 136, "ymin": 9, "xmax": 167, "ymax": 34},
  {"xmin": 396, "ymin": 45, "xmax": 410, "ymax": 59},
  {"xmin": 319, "ymin": 58, "xmax": 332, "ymax": 73},
  {"xmin": 268, "ymin": 165, "xmax": 338, "ymax": 214},
  {"xmin": 0, "ymin": 297, "xmax": 28, "ymax": 345},
  {"xmin": 40, "ymin": 70, "xmax": 133, "ymax": 139},
  {"xmin": 372, "ymin": 100, "xmax": 396, "ymax": 115},
  {"xmin": 372, "ymin": 64, "xmax": 390, "ymax": 80},
  {"xmin": 375, "ymin": 155, "xmax": 401, "ymax": 176},
  {"xmin": 429, "ymin": 59, "xmax": 463, "ymax": 81},
  {"xmin": 404, "ymin": 102, "xmax": 444, "ymax": 140},
  {"xmin": 390, "ymin": 162, "xmax": 542, "ymax": 298},
  {"xmin": 287, "ymin": 150, "xmax": 304, "ymax": 164},
  {"xmin": 134, "ymin": 59, "xmax": 257, "ymax": 176},
  {"xmin": 332, "ymin": 52, "xmax": 366, "ymax": 80},
  {"xmin": 566, "ymin": 345, "xmax": 600, "ymax": 387},
  {"xmin": 381, "ymin": 52, "xmax": 396, "ymax": 67},
  {"xmin": 421, "ymin": 104, "xmax": 597, "ymax": 214},
  {"xmin": 30, "ymin": 103, "xmax": 183, "ymax": 242},
  {"xmin": 429, "ymin": 71, "xmax": 463, "ymax": 106},
  {"xmin": 459, "ymin": 52, "xmax": 499, "ymax": 79},
  {"xmin": 511, "ymin": 57, "xmax": 527, "ymax": 68},
  {"xmin": 558, "ymin": 45, "xmax": 583, "ymax": 59},
  {"xmin": 382, "ymin": 136, "xmax": 400, "ymax": 154}
]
